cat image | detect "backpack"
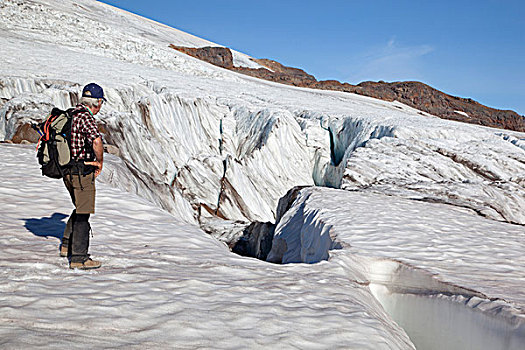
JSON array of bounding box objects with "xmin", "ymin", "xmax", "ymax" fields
[{"xmin": 36, "ymin": 107, "xmax": 78, "ymax": 179}]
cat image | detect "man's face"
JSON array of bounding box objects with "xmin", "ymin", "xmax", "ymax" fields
[{"xmin": 92, "ymin": 99, "xmax": 103, "ymax": 115}]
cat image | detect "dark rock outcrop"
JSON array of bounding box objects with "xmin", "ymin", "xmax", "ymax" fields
[
  {"xmin": 170, "ymin": 45, "xmax": 524, "ymax": 132},
  {"xmin": 249, "ymin": 58, "xmax": 317, "ymax": 85},
  {"xmin": 170, "ymin": 45, "xmax": 234, "ymax": 69},
  {"xmin": 12, "ymin": 123, "xmax": 40, "ymax": 144},
  {"xmin": 343, "ymin": 81, "xmax": 524, "ymax": 132},
  {"xmin": 232, "ymin": 67, "xmax": 314, "ymax": 87}
]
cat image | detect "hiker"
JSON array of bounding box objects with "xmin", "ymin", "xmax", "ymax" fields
[{"xmin": 60, "ymin": 83, "xmax": 105, "ymax": 270}]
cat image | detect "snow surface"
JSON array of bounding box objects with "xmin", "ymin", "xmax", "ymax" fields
[
  {"xmin": 454, "ymin": 110, "xmax": 470, "ymax": 118},
  {"xmin": 1, "ymin": 0, "xmax": 525, "ymax": 348},
  {"xmin": 268, "ymin": 187, "xmax": 525, "ymax": 349},
  {"xmin": 0, "ymin": 144, "xmax": 414, "ymax": 349},
  {"xmin": 269, "ymin": 187, "xmax": 525, "ymax": 309}
]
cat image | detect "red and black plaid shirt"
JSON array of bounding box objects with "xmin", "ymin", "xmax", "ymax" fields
[{"xmin": 71, "ymin": 104, "xmax": 101, "ymax": 161}]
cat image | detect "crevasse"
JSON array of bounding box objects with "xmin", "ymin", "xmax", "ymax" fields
[
  {"xmin": 267, "ymin": 187, "xmax": 525, "ymax": 350},
  {"xmin": 1, "ymin": 76, "xmax": 525, "ymax": 225}
]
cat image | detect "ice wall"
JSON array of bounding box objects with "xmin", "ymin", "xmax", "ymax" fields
[
  {"xmin": 0, "ymin": 77, "xmax": 314, "ymax": 224},
  {"xmin": 370, "ymin": 284, "xmax": 525, "ymax": 350},
  {"xmin": 2, "ymin": 0, "xmax": 524, "ymax": 226},
  {"xmin": 339, "ymin": 133, "xmax": 525, "ymax": 224},
  {"xmin": 2, "ymin": 75, "xmax": 525, "ymax": 226},
  {"xmin": 290, "ymin": 107, "xmax": 525, "ymax": 224}
]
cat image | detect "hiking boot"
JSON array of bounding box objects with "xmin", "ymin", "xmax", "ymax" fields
[
  {"xmin": 59, "ymin": 245, "xmax": 68, "ymax": 257},
  {"xmin": 69, "ymin": 258, "xmax": 101, "ymax": 270}
]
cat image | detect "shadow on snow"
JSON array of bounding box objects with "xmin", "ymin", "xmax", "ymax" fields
[{"xmin": 22, "ymin": 212, "xmax": 68, "ymax": 239}]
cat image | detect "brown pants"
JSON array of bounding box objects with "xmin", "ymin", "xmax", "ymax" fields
[
  {"xmin": 62, "ymin": 172, "xmax": 96, "ymax": 262},
  {"xmin": 63, "ymin": 173, "xmax": 96, "ymax": 214}
]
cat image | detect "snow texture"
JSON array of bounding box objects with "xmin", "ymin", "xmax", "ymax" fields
[
  {"xmin": 268, "ymin": 187, "xmax": 525, "ymax": 349},
  {"xmin": 1, "ymin": 0, "xmax": 525, "ymax": 348},
  {"xmin": 0, "ymin": 144, "xmax": 413, "ymax": 349}
]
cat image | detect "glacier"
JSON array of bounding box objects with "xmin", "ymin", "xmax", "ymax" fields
[
  {"xmin": 0, "ymin": 0, "xmax": 524, "ymax": 348},
  {"xmin": 0, "ymin": 144, "xmax": 415, "ymax": 349},
  {"xmin": 267, "ymin": 187, "xmax": 525, "ymax": 349}
]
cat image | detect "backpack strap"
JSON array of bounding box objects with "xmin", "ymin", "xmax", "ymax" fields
[{"xmin": 35, "ymin": 112, "xmax": 57, "ymax": 151}]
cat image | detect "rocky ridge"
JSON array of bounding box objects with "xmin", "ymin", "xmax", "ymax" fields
[{"xmin": 170, "ymin": 45, "xmax": 524, "ymax": 132}]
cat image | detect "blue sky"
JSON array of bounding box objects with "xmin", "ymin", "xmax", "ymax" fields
[{"xmin": 100, "ymin": 0, "xmax": 524, "ymax": 115}]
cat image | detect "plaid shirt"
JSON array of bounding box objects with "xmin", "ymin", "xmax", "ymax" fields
[{"xmin": 71, "ymin": 104, "xmax": 101, "ymax": 161}]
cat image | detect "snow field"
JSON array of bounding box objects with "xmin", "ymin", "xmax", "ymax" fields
[
  {"xmin": 0, "ymin": 0, "xmax": 265, "ymax": 76},
  {"xmin": 1, "ymin": 0, "xmax": 525, "ymax": 348},
  {"xmin": 0, "ymin": 144, "xmax": 414, "ymax": 349},
  {"xmin": 268, "ymin": 187, "xmax": 525, "ymax": 349}
]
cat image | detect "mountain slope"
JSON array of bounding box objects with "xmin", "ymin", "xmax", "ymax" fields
[{"xmin": 170, "ymin": 45, "xmax": 524, "ymax": 132}]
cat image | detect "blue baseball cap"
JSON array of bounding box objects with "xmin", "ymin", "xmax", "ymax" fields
[{"xmin": 82, "ymin": 83, "xmax": 107, "ymax": 102}]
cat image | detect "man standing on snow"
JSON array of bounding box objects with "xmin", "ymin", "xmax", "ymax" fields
[{"xmin": 60, "ymin": 83, "xmax": 105, "ymax": 270}]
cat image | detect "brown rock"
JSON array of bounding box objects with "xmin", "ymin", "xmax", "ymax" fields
[
  {"xmin": 12, "ymin": 123, "xmax": 40, "ymax": 144},
  {"xmin": 169, "ymin": 45, "xmax": 234, "ymax": 69},
  {"xmin": 351, "ymin": 81, "xmax": 524, "ymax": 132},
  {"xmin": 232, "ymin": 66, "xmax": 314, "ymax": 87},
  {"xmin": 251, "ymin": 58, "xmax": 317, "ymax": 82}
]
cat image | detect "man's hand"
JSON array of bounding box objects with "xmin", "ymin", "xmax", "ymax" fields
[
  {"xmin": 86, "ymin": 136, "xmax": 104, "ymax": 178},
  {"xmin": 85, "ymin": 160, "xmax": 103, "ymax": 178}
]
